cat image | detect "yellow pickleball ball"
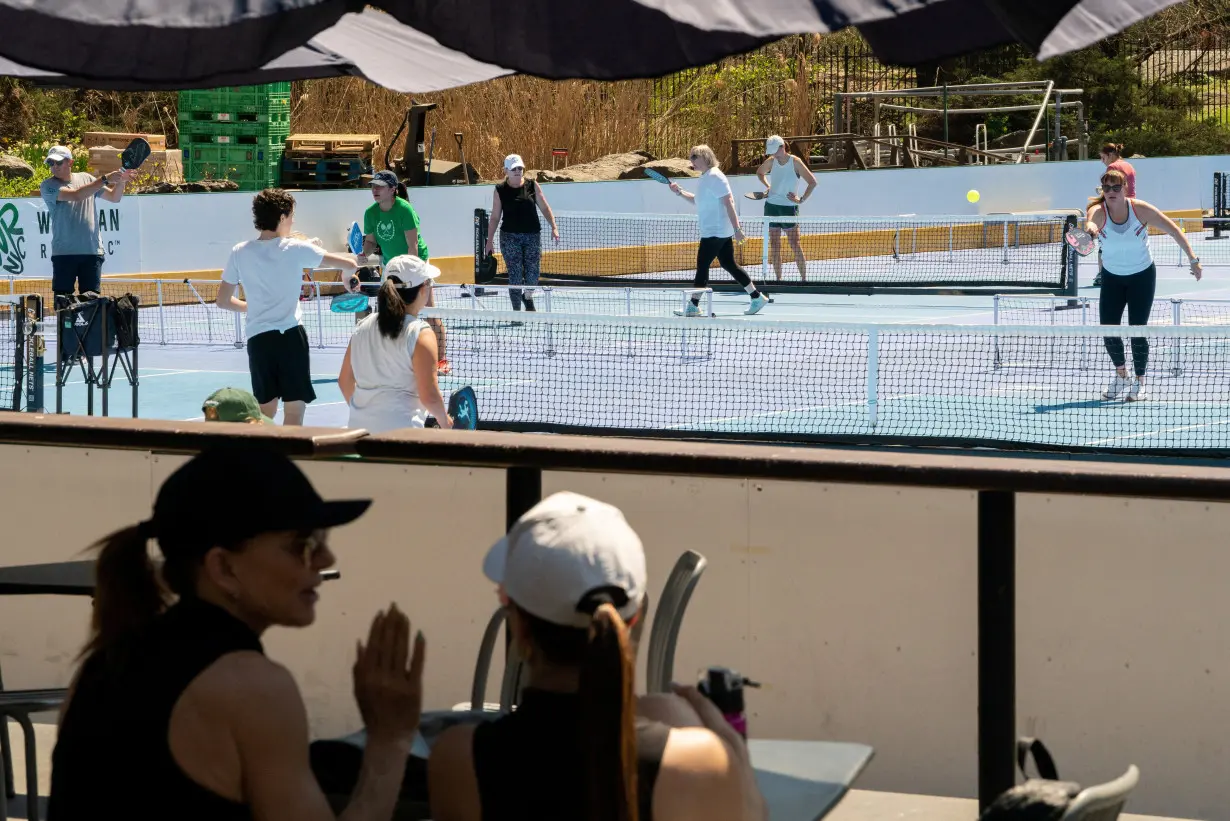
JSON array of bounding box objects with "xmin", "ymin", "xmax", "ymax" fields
[{"xmin": 967, "ymin": 189, "xmax": 981, "ymax": 203}]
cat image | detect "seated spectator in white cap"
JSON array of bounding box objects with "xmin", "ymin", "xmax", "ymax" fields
[
  {"xmin": 428, "ymin": 492, "xmax": 766, "ymax": 821},
  {"xmin": 338, "ymin": 255, "xmax": 452, "ymax": 433}
]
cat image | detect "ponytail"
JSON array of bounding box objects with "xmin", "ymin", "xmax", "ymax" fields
[
  {"xmin": 396, "ymin": 182, "xmax": 410, "ymax": 202},
  {"xmin": 376, "ymin": 278, "xmax": 407, "ymax": 339},
  {"xmin": 83, "ymin": 524, "xmax": 169, "ymax": 658},
  {"xmin": 578, "ymin": 603, "xmax": 637, "ymax": 821},
  {"xmin": 1101, "ymin": 142, "xmax": 1125, "ymax": 158}
]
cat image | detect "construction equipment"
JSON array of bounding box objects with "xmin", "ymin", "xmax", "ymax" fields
[{"xmin": 385, "ymin": 100, "xmax": 478, "ymax": 186}]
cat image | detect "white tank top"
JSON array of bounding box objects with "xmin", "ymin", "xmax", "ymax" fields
[
  {"xmin": 346, "ymin": 313, "xmax": 431, "ymax": 433},
  {"xmin": 1098, "ymin": 201, "xmax": 1153, "ymax": 276},
  {"xmin": 766, "ymin": 156, "xmax": 800, "ymax": 207}
]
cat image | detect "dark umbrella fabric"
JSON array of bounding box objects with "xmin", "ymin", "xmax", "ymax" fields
[
  {"xmin": 0, "ymin": 0, "xmax": 774, "ymax": 86},
  {"xmin": 629, "ymin": 0, "xmax": 1185, "ymax": 64},
  {"xmin": 0, "ymin": 0, "xmax": 1184, "ymax": 88},
  {"xmin": 0, "ymin": 10, "xmax": 510, "ymax": 92}
]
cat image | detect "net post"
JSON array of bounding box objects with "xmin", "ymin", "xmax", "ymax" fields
[
  {"xmin": 704, "ymin": 288, "xmax": 713, "ymax": 318},
  {"xmin": 866, "ymin": 329, "xmax": 879, "ymax": 427},
  {"xmin": 11, "ymin": 292, "xmax": 25, "ymax": 412},
  {"xmin": 625, "ymin": 288, "xmax": 632, "ymax": 317},
  {"xmin": 156, "ymin": 280, "xmax": 166, "ymax": 345},
  {"xmin": 761, "ymin": 218, "xmax": 769, "ymax": 278},
  {"xmin": 1171, "ymin": 298, "xmax": 1183, "ymax": 376},
  {"xmin": 27, "ymin": 294, "xmax": 43, "ymax": 413},
  {"xmin": 1001, "ymin": 221, "xmax": 1009, "ymax": 264},
  {"xmin": 992, "ymin": 297, "xmax": 1001, "ymax": 370},
  {"xmin": 312, "ymin": 279, "xmax": 325, "ymax": 349},
  {"xmin": 1062, "ymin": 215, "xmax": 1079, "ymax": 301},
  {"xmin": 474, "ymin": 208, "xmax": 489, "ymax": 277}
]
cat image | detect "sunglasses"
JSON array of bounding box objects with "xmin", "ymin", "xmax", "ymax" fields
[
  {"xmin": 689, "ymin": 154, "xmax": 700, "ymax": 160},
  {"xmin": 286, "ymin": 530, "xmax": 330, "ymax": 566},
  {"xmin": 1101, "ymin": 184, "xmax": 1123, "ymax": 193}
]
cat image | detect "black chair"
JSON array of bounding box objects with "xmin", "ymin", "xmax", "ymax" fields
[{"xmin": 0, "ymin": 683, "xmax": 65, "ymax": 821}]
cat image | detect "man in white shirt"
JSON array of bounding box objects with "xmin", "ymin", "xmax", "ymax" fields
[
  {"xmin": 216, "ymin": 189, "xmax": 363, "ymax": 425},
  {"xmin": 669, "ymin": 144, "xmax": 767, "ymax": 316}
]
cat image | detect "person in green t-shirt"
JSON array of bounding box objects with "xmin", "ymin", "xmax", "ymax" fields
[
  {"xmin": 362, "ymin": 170, "xmax": 448, "ymax": 373},
  {"xmin": 363, "ymin": 170, "xmax": 430, "ymax": 262}
]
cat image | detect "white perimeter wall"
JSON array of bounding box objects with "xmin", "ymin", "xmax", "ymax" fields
[{"xmin": 0, "ymin": 154, "xmax": 1225, "ymax": 279}]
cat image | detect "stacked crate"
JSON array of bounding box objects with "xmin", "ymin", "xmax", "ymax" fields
[
  {"xmin": 281, "ymin": 134, "xmax": 380, "ymax": 189},
  {"xmin": 178, "ymin": 83, "xmax": 291, "ymax": 191}
]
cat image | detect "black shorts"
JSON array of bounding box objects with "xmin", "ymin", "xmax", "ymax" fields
[
  {"xmin": 51, "ymin": 255, "xmax": 103, "ymax": 295},
  {"xmin": 246, "ymin": 325, "xmax": 316, "ymax": 405}
]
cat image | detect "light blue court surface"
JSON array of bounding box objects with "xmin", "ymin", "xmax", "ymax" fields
[{"xmin": 39, "ymin": 229, "xmax": 1230, "ymax": 453}]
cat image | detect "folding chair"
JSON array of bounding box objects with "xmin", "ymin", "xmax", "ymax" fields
[
  {"xmin": 646, "ymin": 550, "xmax": 708, "ymax": 694},
  {"xmin": 1060, "ymin": 766, "xmax": 1140, "ymax": 821}
]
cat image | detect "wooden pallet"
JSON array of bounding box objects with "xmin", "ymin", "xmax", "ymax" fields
[
  {"xmin": 285, "ymin": 133, "xmax": 381, "ymax": 157},
  {"xmin": 83, "ymin": 132, "xmax": 167, "ymax": 151}
]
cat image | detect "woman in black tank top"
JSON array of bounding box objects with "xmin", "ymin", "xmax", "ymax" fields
[
  {"xmin": 427, "ymin": 493, "xmax": 767, "ymax": 821},
  {"xmin": 49, "ymin": 446, "xmax": 428, "ymax": 821},
  {"xmin": 483, "ymin": 153, "xmax": 560, "ymax": 312}
]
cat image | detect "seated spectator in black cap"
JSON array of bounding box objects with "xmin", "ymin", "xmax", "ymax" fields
[
  {"xmin": 202, "ymin": 387, "xmax": 274, "ymax": 425},
  {"xmin": 49, "ymin": 446, "xmax": 425, "ymax": 821}
]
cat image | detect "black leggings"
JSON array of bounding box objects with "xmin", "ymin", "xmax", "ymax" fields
[
  {"xmin": 694, "ymin": 237, "xmax": 754, "ymax": 299},
  {"xmin": 1100, "ymin": 263, "xmax": 1156, "ymax": 377}
]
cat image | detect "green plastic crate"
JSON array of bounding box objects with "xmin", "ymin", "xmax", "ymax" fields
[
  {"xmin": 180, "ymin": 122, "xmax": 290, "ymax": 148},
  {"xmin": 185, "ymin": 146, "xmax": 284, "ymax": 191},
  {"xmin": 180, "ymin": 109, "xmax": 290, "ymax": 127},
  {"xmin": 178, "ymin": 83, "xmax": 291, "ymax": 115}
]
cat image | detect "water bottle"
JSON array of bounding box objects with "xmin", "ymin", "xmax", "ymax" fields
[{"xmin": 698, "ymin": 666, "xmax": 760, "ymax": 739}]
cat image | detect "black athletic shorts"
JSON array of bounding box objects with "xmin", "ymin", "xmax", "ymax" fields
[
  {"xmin": 51, "ymin": 255, "xmax": 103, "ymax": 295},
  {"xmin": 246, "ymin": 325, "xmax": 316, "ymax": 405}
]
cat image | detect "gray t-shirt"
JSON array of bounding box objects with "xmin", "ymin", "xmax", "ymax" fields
[{"xmin": 40, "ymin": 173, "xmax": 103, "ymax": 257}]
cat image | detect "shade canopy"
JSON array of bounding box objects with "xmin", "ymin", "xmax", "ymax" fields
[{"xmin": 0, "ymin": 0, "xmax": 1184, "ymax": 90}]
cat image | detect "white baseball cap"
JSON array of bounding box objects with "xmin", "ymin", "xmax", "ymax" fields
[
  {"xmin": 45, "ymin": 145, "xmax": 72, "ymax": 164},
  {"xmin": 766, "ymin": 135, "xmax": 785, "ymax": 155},
  {"xmin": 504, "ymin": 154, "xmax": 525, "ymax": 172},
  {"xmin": 483, "ymin": 492, "xmax": 647, "ymax": 628},
  {"xmin": 383, "ymin": 255, "xmax": 441, "ymax": 287}
]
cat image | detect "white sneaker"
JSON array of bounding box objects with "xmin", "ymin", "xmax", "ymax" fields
[
  {"xmin": 1126, "ymin": 379, "xmax": 1147, "ymax": 402},
  {"xmin": 673, "ymin": 303, "xmax": 702, "ymax": 317},
  {"xmin": 745, "ymin": 294, "xmax": 769, "ymax": 315},
  {"xmin": 1103, "ymin": 374, "xmax": 1131, "ymax": 400}
]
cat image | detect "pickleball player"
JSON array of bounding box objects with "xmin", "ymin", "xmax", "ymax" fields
[{"xmin": 40, "ymin": 145, "xmax": 136, "ymax": 300}]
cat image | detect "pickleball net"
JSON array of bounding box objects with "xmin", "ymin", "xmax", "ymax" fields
[
  {"xmin": 423, "ymin": 307, "xmax": 1230, "ymax": 455},
  {"xmin": 475, "ymin": 210, "xmax": 1080, "ymax": 293}
]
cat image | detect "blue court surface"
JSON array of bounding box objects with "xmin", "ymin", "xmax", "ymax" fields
[{"xmin": 37, "ymin": 230, "xmax": 1230, "ymax": 454}]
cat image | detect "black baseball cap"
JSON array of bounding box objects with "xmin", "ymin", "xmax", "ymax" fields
[{"xmin": 141, "ymin": 446, "xmax": 371, "ymax": 552}]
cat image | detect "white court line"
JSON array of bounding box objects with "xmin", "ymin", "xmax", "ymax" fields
[{"xmin": 1082, "ymin": 417, "xmax": 1230, "ymax": 446}]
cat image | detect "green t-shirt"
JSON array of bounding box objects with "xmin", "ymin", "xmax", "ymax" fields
[{"xmin": 363, "ymin": 198, "xmax": 429, "ymax": 263}]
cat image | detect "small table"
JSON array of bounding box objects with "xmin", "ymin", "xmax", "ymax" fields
[
  {"xmin": 0, "ymin": 561, "xmax": 341, "ymax": 596},
  {"xmin": 748, "ymin": 739, "xmax": 875, "ymax": 821}
]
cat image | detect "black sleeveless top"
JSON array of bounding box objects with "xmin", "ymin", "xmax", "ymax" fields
[
  {"xmin": 471, "ymin": 688, "xmax": 671, "ymax": 821},
  {"xmin": 48, "ymin": 599, "xmax": 262, "ymax": 821},
  {"xmin": 495, "ymin": 179, "xmax": 541, "ymax": 234}
]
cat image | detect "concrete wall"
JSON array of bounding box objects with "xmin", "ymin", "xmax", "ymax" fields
[
  {"xmin": 0, "ymin": 154, "xmax": 1225, "ymax": 281},
  {"xmin": 0, "ymin": 443, "xmax": 1226, "ymax": 819}
]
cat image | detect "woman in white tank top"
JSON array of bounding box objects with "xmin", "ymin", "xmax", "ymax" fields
[
  {"xmin": 338, "ymin": 255, "xmax": 452, "ymax": 433},
  {"xmin": 1085, "ymin": 169, "xmax": 1203, "ymax": 402},
  {"xmin": 755, "ymin": 135, "xmax": 817, "ymax": 282}
]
